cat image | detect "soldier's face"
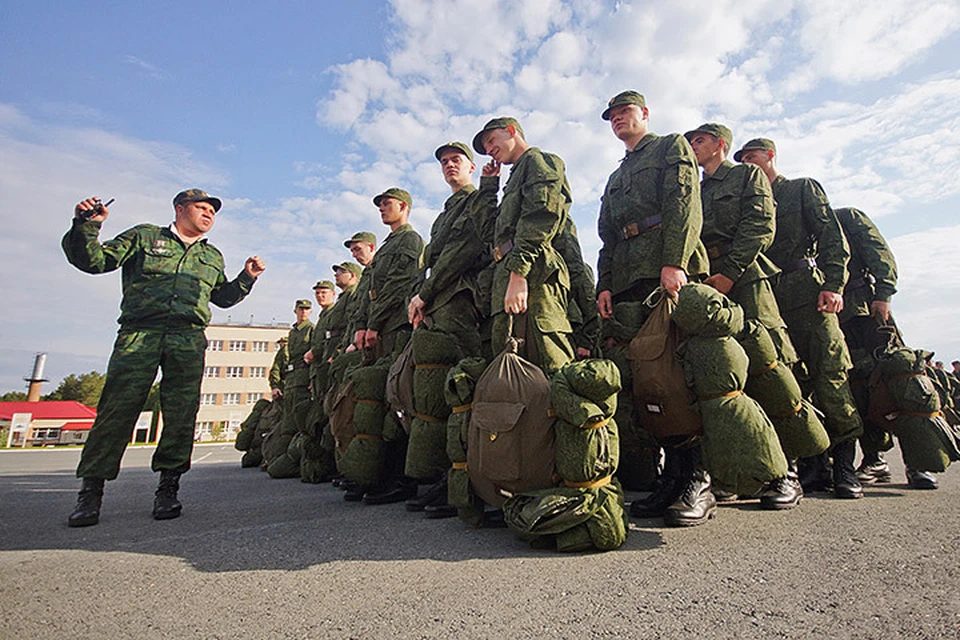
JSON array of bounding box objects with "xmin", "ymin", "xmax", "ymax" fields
[
  {"xmin": 378, "ymin": 197, "xmax": 407, "ymax": 227},
  {"xmin": 349, "ymin": 242, "xmax": 375, "ymax": 266},
  {"xmin": 482, "ymin": 128, "xmax": 519, "ymax": 164},
  {"xmin": 295, "ymin": 306, "xmax": 311, "ymax": 322},
  {"xmin": 439, "ymin": 150, "xmax": 475, "ymax": 189},
  {"xmin": 175, "ymin": 201, "xmax": 217, "ymax": 236},
  {"xmin": 688, "ymin": 133, "xmax": 723, "ymax": 167},
  {"xmin": 314, "ymin": 288, "xmax": 335, "ymax": 307},
  {"xmin": 608, "ymin": 104, "xmax": 648, "ymax": 142},
  {"xmin": 739, "ymin": 148, "xmax": 774, "ymax": 172},
  {"xmin": 333, "ymin": 269, "xmax": 352, "ymax": 288}
]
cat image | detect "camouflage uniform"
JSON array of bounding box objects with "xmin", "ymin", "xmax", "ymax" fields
[
  {"xmin": 556, "ymin": 218, "xmax": 601, "ymax": 356},
  {"xmin": 597, "ymin": 130, "xmax": 709, "ymax": 488},
  {"xmin": 768, "ymin": 176, "xmax": 862, "ymax": 444},
  {"xmin": 279, "ymin": 316, "xmax": 314, "ymax": 439},
  {"xmin": 62, "ymin": 219, "xmax": 256, "ymax": 480},
  {"xmin": 269, "ymin": 341, "xmax": 288, "ymax": 394},
  {"xmin": 488, "ymin": 147, "xmax": 575, "ymax": 375}
]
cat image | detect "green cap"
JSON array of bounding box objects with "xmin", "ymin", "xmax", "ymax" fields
[
  {"xmin": 434, "ymin": 141, "xmax": 474, "ymax": 162},
  {"xmin": 173, "ymin": 189, "xmax": 222, "ymax": 212},
  {"xmin": 295, "ymin": 299, "xmax": 312, "ymax": 309},
  {"xmin": 373, "ymin": 187, "xmax": 412, "ymax": 208},
  {"xmin": 313, "ymin": 280, "xmax": 335, "ymax": 291},
  {"xmin": 734, "ymin": 138, "xmax": 776, "ymax": 163},
  {"xmin": 332, "ymin": 261, "xmax": 363, "ymax": 278},
  {"xmin": 472, "ymin": 117, "xmax": 524, "ymax": 155},
  {"xmin": 601, "ymin": 91, "xmax": 646, "ymax": 120},
  {"xmin": 684, "ymin": 123, "xmax": 733, "ymax": 151},
  {"xmin": 343, "ymin": 231, "xmax": 377, "ymax": 248}
]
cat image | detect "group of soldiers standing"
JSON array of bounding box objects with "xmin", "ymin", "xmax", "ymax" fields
[{"xmin": 235, "ymin": 89, "xmax": 954, "ymax": 538}]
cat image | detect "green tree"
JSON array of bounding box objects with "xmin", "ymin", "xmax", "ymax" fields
[
  {"xmin": 43, "ymin": 371, "xmax": 106, "ymax": 407},
  {"xmin": 0, "ymin": 391, "xmax": 28, "ymax": 402}
]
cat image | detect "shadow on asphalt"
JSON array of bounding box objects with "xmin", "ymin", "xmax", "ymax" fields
[{"xmin": 0, "ymin": 463, "xmax": 664, "ymax": 572}]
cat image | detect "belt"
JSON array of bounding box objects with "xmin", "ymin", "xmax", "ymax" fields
[
  {"xmin": 706, "ymin": 240, "xmax": 731, "ymax": 260},
  {"xmin": 783, "ymin": 256, "xmax": 817, "ymax": 273},
  {"xmin": 844, "ymin": 273, "xmax": 875, "ymax": 292},
  {"xmin": 492, "ymin": 239, "xmax": 514, "ymax": 262},
  {"xmin": 287, "ymin": 360, "xmax": 310, "ymax": 372},
  {"xmin": 622, "ymin": 215, "xmax": 663, "ymax": 239}
]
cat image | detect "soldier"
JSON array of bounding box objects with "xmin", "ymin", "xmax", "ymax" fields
[
  {"xmin": 63, "ymin": 189, "xmax": 264, "ymax": 526},
  {"xmin": 299, "ymin": 280, "xmax": 338, "ymax": 482},
  {"xmin": 596, "ymin": 91, "xmax": 711, "ymax": 526},
  {"xmin": 472, "ymin": 117, "xmax": 575, "ymax": 375},
  {"xmin": 348, "ymin": 188, "xmax": 425, "ymax": 505},
  {"xmin": 265, "ymin": 300, "xmax": 315, "ymax": 478},
  {"xmin": 404, "ymin": 141, "xmax": 497, "ymax": 518},
  {"xmin": 268, "ymin": 336, "xmax": 289, "ymax": 399},
  {"xmin": 685, "ymin": 123, "xmax": 808, "ymax": 508},
  {"xmin": 736, "ymin": 139, "xmax": 864, "ymax": 499}
]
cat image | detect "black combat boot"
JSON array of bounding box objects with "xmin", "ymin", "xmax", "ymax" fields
[
  {"xmin": 832, "ymin": 440, "xmax": 863, "ymax": 499},
  {"xmin": 856, "ymin": 451, "xmax": 892, "ymax": 484},
  {"xmin": 664, "ymin": 468, "xmax": 716, "ymax": 527},
  {"xmin": 798, "ymin": 452, "xmax": 833, "ymax": 492},
  {"xmin": 630, "ymin": 447, "xmax": 683, "ymax": 518},
  {"xmin": 759, "ymin": 460, "xmax": 803, "ymax": 510},
  {"xmin": 153, "ymin": 471, "xmax": 183, "ymax": 520},
  {"xmin": 905, "ymin": 468, "xmax": 938, "ymax": 490},
  {"xmin": 68, "ymin": 478, "xmax": 105, "ymax": 527},
  {"xmin": 405, "ymin": 477, "xmax": 447, "ymax": 512}
]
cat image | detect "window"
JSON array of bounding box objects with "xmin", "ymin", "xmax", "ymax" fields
[
  {"xmin": 200, "ymin": 393, "xmax": 218, "ymax": 406},
  {"xmin": 251, "ymin": 341, "xmax": 269, "ymax": 352},
  {"xmin": 249, "ymin": 366, "xmax": 266, "ymax": 378},
  {"xmin": 195, "ymin": 421, "xmax": 214, "ymax": 436},
  {"xmin": 246, "ymin": 393, "xmax": 264, "ymax": 404},
  {"xmin": 223, "ymin": 393, "xmax": 241, "ymax": 405},
  {"xmin": 203, "ymin": 366, "xmax": 221, "ymax": 378},
  {"xmin": 228, "ymin": 340, "xmax": 247, "ymax": 352},
  {"xmin": 226, "ymin": 366, "xmax": 244, "ymax": 379},
  {"xmin": 207, "ymin": 340, "xmax": 223, "ymax": 352}
]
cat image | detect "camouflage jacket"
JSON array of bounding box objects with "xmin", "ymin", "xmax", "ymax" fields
[
  {"xmin": 417, "ymin": 183, "xmax": 496, "ymax": 314},
  {"xmin": 62, "ymin": 220, "xmax": 255, "ymax": 330},
  {"xmin": 835, "ymin": 207, "xmax": 898, "ymax": 322},
  {"xmin": 312, "ymin": 283, "xmax": 357, "ymax": 362},
  {"xmin": 598, "ymin": 133, "xmax": 708, "ymax": 296},
  {"xmin": 769, "ymin": 174, "xmax": 850, "ymax": 295},
  {"xmin": 269, "ymin": 344, "xmax": 288, "ymax": 391},
  {"xmin": 491, "ymin": 147, "xmax": 571, "ymax": 329},
  {"xmin": 283, "ymin": 319, "xmax": 314, "ymax": 388},
  {"xmin": 358, "ymin": 223, "xmax": 424, "ymax": 335},
  {"xmin": 700, "ymin": 160, "xmax": 779, "ymax": 286}
]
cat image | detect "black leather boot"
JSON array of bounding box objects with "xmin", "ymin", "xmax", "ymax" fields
[
  {"xmin": 759, "ymin": 460, "xmax": 803, "ymax": 510},
  {"xmin": 832, "ymin": 440, "xmax": 863, "ymax": 499},
  {"xmin": 68, "ymin": 478, "xmax": 104, "ymax": 527},
  {"xmin": 798, "ymin": 452, "xmax": 833, "ymax": 492},
  {"xmin": 664, "ymin": 468, "xmax": 716, "ymax": 527},
  {"xmin": 856, "ymin": 451, "xmax": 892, "ymax": 484},
  {"xmin": 630, "ymin": 447, "xmax": 683, "ymax": 518},
  {"xmin": 405, "ymin": 477, "xmax": 446, "ymax": 512},
  {"xmin": 153, "ymin": 471, "xmax": 183, "ymax": 520}
]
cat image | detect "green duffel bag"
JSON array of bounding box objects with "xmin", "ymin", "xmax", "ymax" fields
[
  {"xmin": 444, "ymin": 358, "xmax": 487, "ymax": 510},
  {"xmin": 895, "ymin": 413, "xmax": 960, "ymax": 473}
]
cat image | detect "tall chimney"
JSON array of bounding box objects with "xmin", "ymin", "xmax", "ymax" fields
[{"xmin": 25, "ymin": 353, "xmax": 48, "ymax": 402}]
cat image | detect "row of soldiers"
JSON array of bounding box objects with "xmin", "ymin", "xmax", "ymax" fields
[{"xmin": 235, "ymin": 89, "xmax": 952, "ymax": 536}]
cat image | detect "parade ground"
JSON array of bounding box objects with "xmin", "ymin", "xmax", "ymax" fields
[{"xmin": 1, "ymin": 443, "xmax": 958, "ymax": 639}]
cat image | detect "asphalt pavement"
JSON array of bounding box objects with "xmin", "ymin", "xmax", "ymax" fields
[{"xmin": 1, "ymin": 443, "xmax": 958, "ymax": 639}]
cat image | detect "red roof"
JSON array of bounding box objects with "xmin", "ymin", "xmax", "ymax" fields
[
  {"xmin": 0, "ymin": 401, "xmax": 97, "ymax": 421},
  {"xmin": 61, "ymin": 421, "xmax": 94, "ymax": 431}
]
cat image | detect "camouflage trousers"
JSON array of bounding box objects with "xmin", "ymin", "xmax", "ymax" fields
[
  {"xmin": 77, "ymin": 328, "xmax": 207, "ymax": 480},
  {"xmin": 728, "ymin": 276, "xmax": 799, "ymax": 365},
  {"xmin": 780, "ymin": 302, "xmax": 863, "ymax": 445}
]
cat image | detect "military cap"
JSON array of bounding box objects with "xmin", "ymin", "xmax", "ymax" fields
[
  {"xmin": 373, "ymin": 187, "xmax": 413, "ymax": 209},
  {"xmin": 733, "ymin": 138, "xmax": 777, "ymax": 163},
  {"xmin": 295, "ymin": 299, "xmax": 312, "ymax": 309},
  {"xmin": 343, "ymin": 231, "xmax": 377, "ymax": 248},
  {"xmin": 332, "ymin": 261, "xmax": 363, "ymax": 278},
  {"xmin": 173, "ymin": 188, "xmax": 222, "ymax": 213},
  {"xmin": 276, "ymin": 336, "xmax": 288, "ymax": 344},
  {"xmin": 434, "ymin": 141, "xmax": 474, "ymax": 163},
  {"xmin": 472, "ymin": 117, "xmax": 524, "ymax": 155},
  {"xmin": 684, "ymin": 123, "xmax": 733, "ymax": 151},
  {"xmin": 601, "ymin": 91, "xmax": 646, "ymax": 120},
  {"xmin": 313, "ymin": 280, "xmax": 335, "ymax": 291}
]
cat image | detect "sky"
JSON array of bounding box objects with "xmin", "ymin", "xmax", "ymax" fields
[{"xmin": 2, "ymin": 0, "xmax": 960, "ymax": 393}]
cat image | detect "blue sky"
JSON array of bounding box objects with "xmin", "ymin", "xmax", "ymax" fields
[{"xmin": 2, "ymin": 0, "xmax": 960, "ymax": 393}]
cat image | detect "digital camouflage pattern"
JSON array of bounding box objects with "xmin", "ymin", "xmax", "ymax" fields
[
  {"xmin": 355, "ymin": 223, "xmax": 424, "ymax": 341},
  {"xmin": 834, "ymin": 207, "xmax": 898, "ymax": 323}
]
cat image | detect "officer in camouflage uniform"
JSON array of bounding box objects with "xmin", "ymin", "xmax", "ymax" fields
[
  {"xmin": 472, "ymin": 117, "xmax": 575, "ymax": 375},
  {"xmin": 595, "ymin": 92, "xmax": 711, "ymax": 526},
  {"xmin": 265, "ymin": 300, "xmax": 314, "ymax": 478},
  {"xmin": 403, "ymin": 141, "xmax": 497, "ymax": 517},
  {"xmin": 735, "ymin": 138, "xmax": 864, "ymax": 499},
  {"xmin": 686, "ymin": 124, "xmax": 807, "ymax": 509},
  {"xmin": 349, "ymin": 188, "xmax": 425, "ymax": 505},
  {"xmin": 63, "ymin": 189, "xmax": 264, "ymax": 527}
]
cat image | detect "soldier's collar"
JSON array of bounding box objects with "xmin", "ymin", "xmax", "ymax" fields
[
  {"xmin": 624, "ymin": 133, "xmax": 657, "ymax": 158},
  {"xmin": 169, "ymin": 222, "xmax": 206, "ymax": 245}
]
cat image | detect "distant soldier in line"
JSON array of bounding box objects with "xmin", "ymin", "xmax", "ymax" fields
[
  {"xmin": 595, "ymin": 91, "xmax": 710, "ymax": 525},
  {"xmin": 735, "ymin": 139, "xmax": 863, "ymax": 499},
  {"xmin": 686, "ymin": 123, "xmax": 806, "ymax": 509},
  {"xmin": 268, "ymin": 336, "xmax": 289, "ymax": 399},
  {"xmin": 404, "ymin": 142, "xmax": 497, "ymax": 517},
  {"xmin": 63, "ymin": 189, "xmax": 264, "ymax": 527},
  {"xmin": 298, "ymin": 280, "xmax": 337, "ymax": 483},
  {"xmin": 473, "ymin": 117, "xmax": 575, "ymax": 375}
]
